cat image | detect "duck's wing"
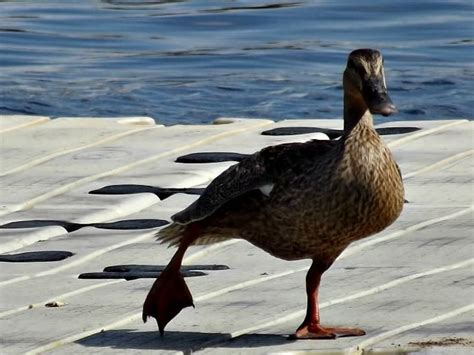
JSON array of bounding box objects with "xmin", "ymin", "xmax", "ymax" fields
[
  {"xmin": 172, "ymin": 139, "xmax": 336, "ymax": 225},
  {"xmin": 171, "ymin": 153, "xmax": 269, "ymax": 224},
  {"xmin": 260, "ymin": 138, "xmax": 335, "ymax": 176}
]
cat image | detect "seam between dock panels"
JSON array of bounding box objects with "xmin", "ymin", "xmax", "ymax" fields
[
  {"xmin": 402, "ymin": 149, "xmax": 473, "ymax": 179},
  {"xmin": 0, "ymin": 126, "xmax": 158, "ymax": 177},
  {"xmin": 340, "ymin": 205, "xmax": 473, "ymax": 259},
  {"xmin": 0, "ymin": 280, "xmax": 123, "ymax": 318},
  {"xmin": 349, "ymin": 303, "xmax": 474, "ymax": 354},
  {"xmin": 386, "ymin": 119, "xmax": 468, "ymax": 149},
  {"xmin": 0, "ymin": 116, "xmax": 50, "ymax": 134}
]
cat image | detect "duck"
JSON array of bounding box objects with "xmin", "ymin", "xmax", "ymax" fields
[{"xmin": 142, "ymin": 49, "xmax": 405, "ymax": 339}]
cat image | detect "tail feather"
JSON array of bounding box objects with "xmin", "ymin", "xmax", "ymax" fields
[
  {"xmin": 157, "ymin": 223, "xmax": 187, "ymax": 247},
  {"xmin": 157, "ymin": 222, "xmax": 232, "ymax": 247}
]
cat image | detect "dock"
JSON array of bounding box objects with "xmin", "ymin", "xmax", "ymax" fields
[{"xmin": 0, "ymin": 115, "xmax": 472, "ymax": 354}]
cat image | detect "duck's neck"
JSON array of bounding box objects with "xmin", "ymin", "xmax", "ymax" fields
[{"xmin": 343, "ymin": 92, "xmax": 374, "ymax": 135}]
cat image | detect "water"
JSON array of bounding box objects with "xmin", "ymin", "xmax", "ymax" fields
[{"xmin": 0, "ymin": 0, "xmax": 472, "ymax": 125}]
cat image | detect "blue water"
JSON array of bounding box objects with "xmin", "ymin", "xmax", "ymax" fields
[{"xmin": 0, "ymin": 0, "xmax": 472, "ymax": 125}]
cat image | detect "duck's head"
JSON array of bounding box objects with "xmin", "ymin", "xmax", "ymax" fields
[{"xmin": 343, "ymin": 49, "xmax": 396, "ymax": 117}]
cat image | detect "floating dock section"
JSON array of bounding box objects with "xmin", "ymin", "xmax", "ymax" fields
[{"xmin": 0, "ymin": 115, "xmax": 472, "ymax": 354}]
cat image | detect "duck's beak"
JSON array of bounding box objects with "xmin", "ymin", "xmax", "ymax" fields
[{"xmin": 363, "ymin": 76, "xmax": 397, "ymax": 117}]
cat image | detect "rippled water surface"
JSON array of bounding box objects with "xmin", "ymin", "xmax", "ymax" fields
[{"xmin": 0, "ymin": 0, "xmax": 472, "ymax": 124}]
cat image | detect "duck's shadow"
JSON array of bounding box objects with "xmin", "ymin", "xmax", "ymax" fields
[{"xmin": 77, "ymin": 329, "xmax": 291, "ymax": 351}]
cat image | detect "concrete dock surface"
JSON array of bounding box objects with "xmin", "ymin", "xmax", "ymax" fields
[{"xmin": 0, "ymin": 115, "xmax": 472, "ymax": 354}]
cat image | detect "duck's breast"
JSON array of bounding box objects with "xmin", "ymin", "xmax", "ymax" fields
[{"xmin": 334, "ymin": 131, "xmax": 404, "ymax": 241}]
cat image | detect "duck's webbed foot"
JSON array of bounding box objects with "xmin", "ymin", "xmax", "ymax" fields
[
  {"xmin": 142, "ymin": 266, "xmax": 194, "ymax": 335},
  {"xmin": 293, "ymin": 258, "xmax": 366, "ymax": 340},
  {"xmin": 291, "ymin": 323, "xmax": 366, "ymax": 339},
  {"xmin": 143, "ymin": 223, "xmax": 201, "ymax": 335}
]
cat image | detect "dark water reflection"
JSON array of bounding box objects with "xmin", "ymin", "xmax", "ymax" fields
[{"xmin": 0, "ymin": 0, "xmax": 472, "ymax": 124}]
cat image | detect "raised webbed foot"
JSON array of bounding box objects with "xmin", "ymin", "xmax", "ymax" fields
[{"xmin": 142, "ymin": 267, "xmax": 194, "ymax": 335}]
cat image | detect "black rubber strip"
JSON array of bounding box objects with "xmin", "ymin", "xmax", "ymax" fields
[
  {"xmin": 261, "ymin": 127, "xmax": 342, "ymax": 138},
  {"xmin": 89, "ymin": 184, "xmax": 204, "ymax": 200},
  {"xmin": 92, "ymin": 219, "xmax": 169, "ymax": 230},
  {"xmin": 78, "ymin": 270, "xmax": 207, "ymax": 281},
  {"xmin": 0, "ymin": 251, "xmax": 74, "ymax": 262},
  {"xmin": 176, "ymin": 152, "xmax": 249, "ymax": 163},
  {"xmin": 0, "ymin": 219, "xmax": 169, "ymax": 232},
  {"xmin": 261, "ymin": 126, "xmax": 421, "ymax": 137},
  {"xmin": 103, "ymin": 264, "xmax": 230, "ymax": 272},
  {"xmin": 0, "ymin": 220, "xmax": 83, "ymax": 232}
]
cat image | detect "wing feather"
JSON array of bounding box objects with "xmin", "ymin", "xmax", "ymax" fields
[
  {"xmin": 172, "ymin": 153, "xmax": 269, "ymax": 224},
  {"xmin": 171, "ymin": 139, "xmax": 336, "ymax": 225}
]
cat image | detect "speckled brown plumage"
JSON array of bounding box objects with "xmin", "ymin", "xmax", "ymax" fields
[
  {"xmin": 162, "ymin": 115, "xmax": 403, "ymax": 260},
  {"xmin": 144, "ymin": 49, "xmax": 405, "ymax": 338}
]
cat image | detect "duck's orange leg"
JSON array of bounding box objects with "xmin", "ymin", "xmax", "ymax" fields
[
  {"xmin": 291, "ymin": 259, "xmax": 366, "ymax": 339},
  {"xmin": 142, "ymin": 223, "xmax": 200, "ymax": 335}
]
